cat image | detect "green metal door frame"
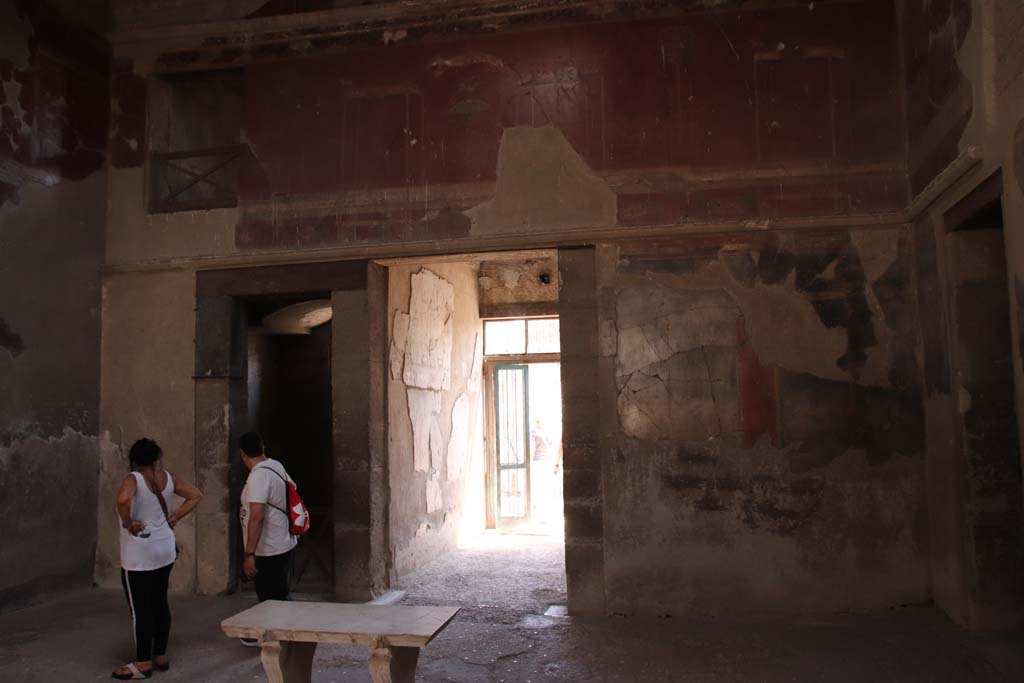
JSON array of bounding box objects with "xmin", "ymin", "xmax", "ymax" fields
[{"xmin": 492, "ymin": 363, "xmax": 531, "ymax": 530}]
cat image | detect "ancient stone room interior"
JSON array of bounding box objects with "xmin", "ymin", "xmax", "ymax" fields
[{"xmin": 1, "ymin": 0, "xmax": 1024, "ymax": 681}]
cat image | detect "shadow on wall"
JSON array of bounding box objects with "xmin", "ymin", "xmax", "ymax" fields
[{"xmin": 0, "ymin": 1, "xmax": 108, "ymax": 612}]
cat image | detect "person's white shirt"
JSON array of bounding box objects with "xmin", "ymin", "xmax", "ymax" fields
[{"xmin": 239, "ymin": 458, "xmax": 298, "ymax": 557}]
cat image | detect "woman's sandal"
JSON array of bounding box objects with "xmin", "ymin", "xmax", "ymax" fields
[
  {"xmin": 112, "ymin": 662, "xmax": 152, "ymax": 679},
  {"xmin": 153, "ymin": 657, "xmax": 170, "ymax": 672}
]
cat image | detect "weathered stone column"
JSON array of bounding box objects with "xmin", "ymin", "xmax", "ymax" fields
[
  {"xmin": 558, "ymin": 247, "xmax": 607, "ymax": 616},
  {"xmin": 332, "ymin": 263, "xmax": 389, "ymax": 600}
]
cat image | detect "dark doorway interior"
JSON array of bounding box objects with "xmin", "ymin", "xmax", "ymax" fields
[
  {"xmin": 946, "ymin": 173, "xmax": 1024, "ymax": 616},
  {"xmin": 246, "ymin": 298, "xmax": 334, "ymax": 595}
]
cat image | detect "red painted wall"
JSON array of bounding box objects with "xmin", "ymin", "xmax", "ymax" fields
[
  {"xmin": 901, "ymin": 0, "xmax": 973, "ymax": 196},
  {"xmin": 232, "ymin": 1, "xmax": 906, "ymax": 249}
]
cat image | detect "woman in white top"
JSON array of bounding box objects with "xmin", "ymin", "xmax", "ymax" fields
[{"xmin": 112, "ymin": 438, "xmax": 202, "ymax": 680}]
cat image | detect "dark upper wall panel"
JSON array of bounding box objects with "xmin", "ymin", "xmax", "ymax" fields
[
  {"xmin": 900, "ymin": 0, "xmax": 973, "ymax": 197},
  {"xmin": 0, "ymin": 1, "xmax": 109, "ymax": 208},
  {"xmin": 226, "ymin": 1, "xmax": 905, "ymax": 250},
  {"xmin": 239, "ymin": 2, "xmax": 904, "ymax": 194}
]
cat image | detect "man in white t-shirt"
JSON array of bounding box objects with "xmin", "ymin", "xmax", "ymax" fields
[{"xmin": 238, "ymin": 431, "xmax": 298, "ymax": 646}]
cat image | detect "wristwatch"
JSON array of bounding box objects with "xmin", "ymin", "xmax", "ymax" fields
[{"xmin": 245, "ymin": 552, "xmax": 255, "ymax": 557}]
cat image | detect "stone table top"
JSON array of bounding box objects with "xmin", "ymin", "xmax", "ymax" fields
[{"xmin": 221, "ymin": 601, "xmax": 460, "ymax": 649}]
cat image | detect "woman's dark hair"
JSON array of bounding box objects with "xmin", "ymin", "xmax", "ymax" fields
[
  {"xmin": 128, "ymin": 438, "xmax": 162, "ymax": 467},
  {"xmin": 239, "ymin": 431, "xmax": 264, "ymax": 457}
]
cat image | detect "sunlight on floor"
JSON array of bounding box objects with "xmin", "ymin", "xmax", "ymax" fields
[{"xmin": 458, "ymin": 528, "xmax": 564, "ymax": 551}]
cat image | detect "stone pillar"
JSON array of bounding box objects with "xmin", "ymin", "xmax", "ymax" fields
[
  {"xmin": 558, "ymin": 247, "xmax": 607, "ymax": 616},
  {"xmin": 193, "ymin": 296, "xmax": 248, "ymax": 595},
  {"xmin": 332, "ymin": 263, "xmax": 389, "ymax": 600}
]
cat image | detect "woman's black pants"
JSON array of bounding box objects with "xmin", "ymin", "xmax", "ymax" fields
[{"xmin": 121, "ymin": 563, "xmax": 173, "ymax": 662}]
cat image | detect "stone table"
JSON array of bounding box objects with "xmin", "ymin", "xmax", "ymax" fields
[{"xmin": 221, "ymin": 600, "xmax": 460, "ymax": 683}]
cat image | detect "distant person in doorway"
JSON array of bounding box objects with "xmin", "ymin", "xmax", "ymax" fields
[
  {"xmin": 113, "ymin": 438, "xmax": 203, "ymax": 680},
  {"xmin": 238, "ymin": 431, "xmax": 298, "ymax": 647},
  {"xmin": 531, "ymin": 418, "xmax": 555, "ymax": 464},
  {"xmin": 530, "ymin": 418, "xmax": 563, "ymax": 526}
]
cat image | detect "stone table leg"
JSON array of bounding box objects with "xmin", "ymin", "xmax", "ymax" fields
[
  {"xmin": 368, "ymin": 646, "xmax": 421, "ymax": 683},
  {"xmin": 260, "ymin": 640, "xmax": 318, "ymax": 683}
]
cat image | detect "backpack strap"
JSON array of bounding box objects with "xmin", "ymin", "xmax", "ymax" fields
[{"xmin": 253, "ymin": 464, "xmax": 290, "ymax": 519}]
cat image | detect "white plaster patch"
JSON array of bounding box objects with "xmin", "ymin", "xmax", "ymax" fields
[
  {"xmin": 390, "ymin": 310, "xmax": 410, "ymax": 380},
  {"xmin": 447, "ymin": 393, "xmax": 470, "ymax": 481},
  {"xmin": 403, "ymin": 269, "xmax": 454, "ymax": 391},
  {"xmin": 407, "ymin": 387, "xmax": 441, "ymax": 472},
  {"xmin": 499, "ymin": 268, "xmax": 522, "ymax": 290},
  {"xmin": 426, "ymin": 475, "xmax": 443, "ymax": 513},
  {"xmin": 466, "ymin": 124, "xmax": 617, "ymax": 235},
  {"xmin": 429, "ymin": 420, "xmax": 445, "ymax": 471}
]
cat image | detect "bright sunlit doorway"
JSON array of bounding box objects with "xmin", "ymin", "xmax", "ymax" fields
[{"xmin": 482, "ymin": 317, "xmax": 564, "ymax": 535}]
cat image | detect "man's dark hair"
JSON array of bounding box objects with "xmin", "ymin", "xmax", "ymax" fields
[
  {"xmin": 128, "ymin": 438, "xmax": 162, "ymax": 467},
  {"xmin": 239, "ymin": 431, "xmax": 264, "ymax": 457}
]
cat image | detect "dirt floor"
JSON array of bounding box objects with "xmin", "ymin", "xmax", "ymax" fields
[{"xmin": 2, "ymin": 534, "xmax": 1023, "ymax": 682}]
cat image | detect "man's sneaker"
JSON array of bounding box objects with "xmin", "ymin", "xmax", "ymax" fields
[{"xmin": 240, "ymin": 638, "xmax": 260, "ymax": 648}]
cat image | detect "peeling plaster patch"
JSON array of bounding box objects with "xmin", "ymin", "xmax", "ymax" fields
[
  {"xmin": 628, "ymin": 254, "xmax": 893, "ymax": 387},
  {"xmin": 429, "ymin": 420, "xmax": 444, "ymax": 471},
  {"xmin": 499, "ymin": 268, "xmax": 522, "ymax": 290},
  {"xmin": 466, "ymin": 125, "xmax": 616, "ymax": 235},
  {"xmin": 430, "ymin": 52, "xmax": 506, "ymax": 75},
  {"xmin": 447, "ymin": 393, "xmax": 470, "ymax": 481},
  {"xmin": 390, "ymin": 310, "xmax": 410, "ymax": 380},
  {"xmin": 403, "ymin": 269, "xmax": 454, "ymax": 391},
  {"xmin": 847, "ymin": 231, "xmax": 899, "ymax": 382},
  {"xmin": 382, "ymin": 29, "xmax": 407, "ymax": 45},
  {"xmin": 407, "ymin": 387, "xmax": 441, "ymax": 472},
  {"xmin": 468, "ymin": 332, "xmax": 483, "ymax": 393},
  {"xmin": 426, "ymin": 475, "xmax": 442, "ymax": 513},
  {"xmin": 0, "ymin": 318, "xmax": 25, "ymax": 358}
]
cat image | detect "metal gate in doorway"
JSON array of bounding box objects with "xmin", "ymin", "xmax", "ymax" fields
[{"xmin": 491, "ymin": 364, "xmax": 531, "ymax": 530}]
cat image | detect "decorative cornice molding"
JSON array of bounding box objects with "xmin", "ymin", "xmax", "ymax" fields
[
  {"xmin": 101, "ymin": 210, "xmax": 910, "ymax": 275},
  {"xmin": 906, "ymin": 146, "xmax": 984, "ymax": 220}
]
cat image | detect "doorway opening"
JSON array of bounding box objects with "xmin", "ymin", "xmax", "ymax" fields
[
  {"xmin": 244, "ymin": 296, "xmax": 334, "ymax": 595},
  {"xmin": 383, "ymin": 252, "xmax": 568, "ymax": 616},
  {"xmin": 483, "ymin": 317, "xmax": 564, "ymax": 534},
  {"xmin": 944, "ymin": 171, "xmax": 1024, "ymax": 618}
]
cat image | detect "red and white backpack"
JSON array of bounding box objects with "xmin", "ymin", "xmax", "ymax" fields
[{"xmin": 260, "ymin": 466, "xmax": 310, "ymax": 536}]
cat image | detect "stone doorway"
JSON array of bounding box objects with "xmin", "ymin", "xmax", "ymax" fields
[
  {"xmin": 245, "ymin": 297, "xmax": 334, "ymax": 595},
  {"xmin": 191, "ymin": 261, "xmax": 387, "ymax": 600},
  {"xmin": 941, "ymin": 172, "xmax": 1024, "ymax": 626}
]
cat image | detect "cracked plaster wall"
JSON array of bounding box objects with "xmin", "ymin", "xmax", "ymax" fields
[
  {"xmin": 386, "ymin": 263, "xmax": 484, "ymax": 579},
  {"xmin": 601, "ymin": 229, "xmax": 928, "ymax": 613},
  {"xmin": 0, "ymin": 2, "xmax": 108, "ymax": 612}
]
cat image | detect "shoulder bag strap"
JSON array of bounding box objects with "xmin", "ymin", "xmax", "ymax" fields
[{"xmin": 141, "ymin": 471, "xmax": 172, "ymax": 524}]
